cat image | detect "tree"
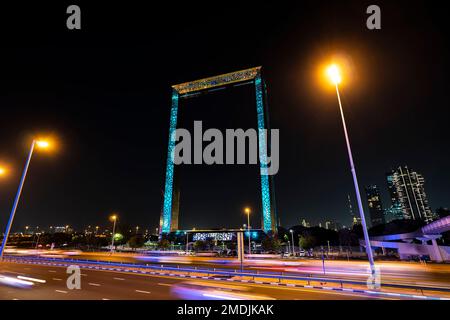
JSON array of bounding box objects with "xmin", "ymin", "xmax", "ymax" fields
[
  {"xmin": 261, "ymin": 236, "xmax": 281, "ymax": 253},
  {"xmin": 157, "ymin": 239, "xmax": 170, "ymax": 250},
  {"xmin": 299, "ymin": 234, "xmax": 316, "ymax": 250},
  {"xmin": 193, "ymin": 240, "xmax": 207, "ymax": 251},
  {"xmin": 128, "ymin": 235, "xmax": 145, "ymax": 250}
]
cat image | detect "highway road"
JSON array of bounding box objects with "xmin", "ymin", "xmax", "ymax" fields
[
  {"xmin": 0, "ymin": 261, "xmax": 382, "ymax": 300},
  {"xmin": 34, "ymin": 251, "xmax": 450, "ymax": 290}
]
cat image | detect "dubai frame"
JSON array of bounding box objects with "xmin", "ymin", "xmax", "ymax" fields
[{"xmin": 159, "ymin": 67, "xmax": 278, "ymax": 235}]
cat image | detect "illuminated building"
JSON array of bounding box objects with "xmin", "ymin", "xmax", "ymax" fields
[
  {"xmin": 348, "ymin": 194, "xmax": 361, "ymax": 226},
  {"xmin": 386, "ymin": 166, "xmax": 434, "ymax": 223},
  {"xmin": 160, "ymin": 67, "xmax": 277, "ymax": 235},
  {"xmin": 364, "ymin": 185, "xmax": 385, "ymax": 227},
  {"xmin": 301, "ymin": 219, "xmax": 310, "ymax": 228},
  {"xmin": 325, "ymin": 220, "xmax": 337, "ymax": 231}
]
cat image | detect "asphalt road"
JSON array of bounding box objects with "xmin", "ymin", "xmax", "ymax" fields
[
  {"xmin": 48, "ymin": 252, "xmax": 450, "ymax": 289},
  {"xmin": 0, "ymin": 262, "xmax": 379, "ymax": 300}
]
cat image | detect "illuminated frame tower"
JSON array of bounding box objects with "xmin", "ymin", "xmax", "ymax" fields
[{"xmin": 160, "ymin": 67, "xmax": 277, "ymax": 235}]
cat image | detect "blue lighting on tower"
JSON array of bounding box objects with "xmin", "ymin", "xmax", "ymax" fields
[
  {"xmin": 161, "ymin": 90, "xmax": 179, "ymax": 233},
  {"xmin": 255, "ymin": 73, "xmax": 272, "ymax": 233}
]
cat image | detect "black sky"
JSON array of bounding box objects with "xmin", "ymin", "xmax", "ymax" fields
[{"xmin": 0, "ymin": 1, "xmax": 449, "ymax": 232}]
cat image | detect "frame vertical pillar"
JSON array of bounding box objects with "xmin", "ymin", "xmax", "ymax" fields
[
  {"xmin": 161, "ymin": 90, "xmax": 179, "ymax": 234},
  {"xmin": 255, "ymin": 72, "xmax": 273, "ymax": 233}
]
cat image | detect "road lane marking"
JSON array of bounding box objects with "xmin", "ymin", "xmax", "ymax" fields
[
  {"xmin": 113, "ymin": 277, "xmax": 125, "ymax": 281},
  {"xmin": 48, "ymin": 270, "xmax": 57, "ymax": 273},
  {"xmin": 102, "ymin": 298, "xmax": 110, "ymax": 300},
  {"xmin": 17, "ymin": 276, "xmax": 46, "ymax": 284},
  {"xmin": 88, "ymin": 283, "xmax": 101, "ymax": 286},
  {"xmin": 4, "ymin": 271, "xmax": 23, "ymax": 275},
  {"xmin": 52, "ymin": 278, "xmax": 63, "ymax": 281},
  {"xmin": 55, "ymin": 290, "xmax": 68, "ymax": 294},
  {"xmin": 157, "ymin": 283, "xmax": 172, "ymax": 287},
  {"xmin": 135, "ymin": 290, "xmax": 151, "ymax": 294},
  {"xmin": 81, "ymin": 274, "xmax": 88, "ymax": 277}
]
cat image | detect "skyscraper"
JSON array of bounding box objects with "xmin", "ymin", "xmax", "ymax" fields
[
  {"xmin": 348, "ymin": 194, "xmax": 361, "ymax": 226},
  {"xmin": 364, "ymin": 185, "xmax": 385, "ymax": 227},
  {"xmin": 325, "ymin": 220, "xmax": 337, "ymax": 231},
  {"xmin": 385, "ymin": 166, "xmax": 434, "ymax": 223}
]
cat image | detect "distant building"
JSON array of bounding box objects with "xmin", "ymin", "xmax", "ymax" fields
[
  {"xmin": 386, "ymin": 166, "xmax": 434, "ymax": 223},
  {"xmin": 352, "ymin": 216, "xmax": 361, "ymax": 226},
  {"xmin": 301, "ymin": 219, "xmax": 310, "ymax": 228},
  {"xmin": 325, "ymin": 220, "xmax": 337, "ymax": 231},
  {"xmin": 348, "ymin": 194, "xmax": 361, "ymax": 226},
  {"xmin": 365, "ymin": 185, "xmax": 385, "ymax": 227},
  {"xmin": 54, "ymin": 226, "xmax": 66, "ymax": 233},
  {"xmin": 385, "ymin": 171, "xmax": 407, "ymax": 223}
]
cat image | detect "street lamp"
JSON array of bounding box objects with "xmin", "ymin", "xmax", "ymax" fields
[
  {"xmin": 110, "ymin": 214, "xmax": 118, "ymax": 253},
  {"xmin": 325, "ymin": 63, "xmax": 375, "ymax": 276},
  {"xmin": 289, "ymin": 229, "xmax": 295, "ymax": 256},
  {"xmin": 0, "ymin": 166, "xmax": 8, "ymax": 177},
  {"xmin": 244, "ymin": 207, "xmax": 251, "ymax": 255},
  {"xmin": 0, "ymin": 138, "xmax": 53, "ymax": 260}
]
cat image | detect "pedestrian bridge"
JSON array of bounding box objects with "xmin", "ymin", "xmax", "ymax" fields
[{"xmin": 361, "ymin": 216, "xmax": 450, "ymax": 262}]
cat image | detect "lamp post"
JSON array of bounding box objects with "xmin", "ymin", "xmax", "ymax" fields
[
  {"xmin": 0, "ymin": 166, "xmax": 7, "ymax": 177},
  {"xmin": 326, "ymin": 64, "xmax": 375, "ymax": 276},
  {"xmin": 290, "ymin": 229, "xmax": 295, "ymax": 256},
  {"xmin": 244, "ymin": 207, "xmax": 251, "ymax": 255},
  {"xmin": 185, "ymin": 231, "xmax": 189, "ymax": 253},
  {"xmin": 0, "ymin": 139, "xmax": 52, "ymax": 260},
  {"xmin": 110, "ymin": 215, "xmax": 118, "ymax": 253}
]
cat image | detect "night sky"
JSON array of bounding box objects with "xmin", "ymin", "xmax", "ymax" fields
[{"xmin": 0, "ymin": 1, "xmax": 449, "ymax": 233}]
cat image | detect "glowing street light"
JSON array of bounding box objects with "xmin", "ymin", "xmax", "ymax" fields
[
  {"xmin": 0, "ymin": 166, "xmax": 6, "ymax": 176},
  {"xmin": 0, "ymin": 138, "xmax": 54, "ymax": 260},
  {"xmin": 35, "ymin": 140, "xmax": 50, "ymax": 149},
  {"xmin": 244, "ymin": 207, "xmax": 251, "ymax": 255},
  {"xmin": 326, "ymin": 64, "xmax": 342, "ymax": 85},
  {"xmin": 325, "ymin": 63, "xmax": 375, "ymax": 276},
  {"xmin": 110, "ymin": 214, "xmax": 118, "ymax": 253}
]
